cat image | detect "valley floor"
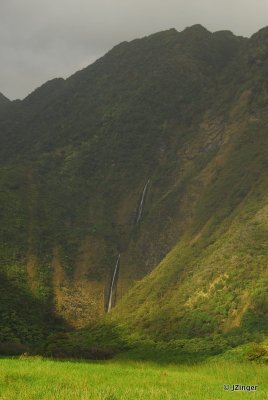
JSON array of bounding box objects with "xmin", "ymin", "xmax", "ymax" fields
[{"xmin": 0, "ymin": 357, "xmax": 267, "ymax": 399}]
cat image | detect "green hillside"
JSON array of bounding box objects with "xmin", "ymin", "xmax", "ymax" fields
[{"xmin": 0, "ymin": 25, "xmax": 267, "ymax": 350}]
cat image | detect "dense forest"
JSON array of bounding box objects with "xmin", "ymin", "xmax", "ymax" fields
[{"xmin": 0, "ymin": 24, "xmax": 267, "ymax": 359}]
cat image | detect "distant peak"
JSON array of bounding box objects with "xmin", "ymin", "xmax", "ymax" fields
[
  {"xmin": 213, "ymin": 30, "xmax": 235, "ymax": 37},
  {"xmin": 24, "ymin": 78, "xmax": 65, "ymax": 101},
  {"xmin": 250, "ymin": 25, "xmax": 268, "ymax": 40},
  {"xmin": 166, "ymin": 28, "xmax": 178, "ymax": 33},
  {"xmin": 182, "ymin": 24, "xmax": 211, "ymax": 35}
]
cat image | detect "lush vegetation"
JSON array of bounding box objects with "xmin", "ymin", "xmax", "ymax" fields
[
  {"xmin": 0, "ymin": 273, "xmax": 64, "ymax": 354},
  {"xmin": 0, "ymin": 24, "xmax": 267, "ymax": 353},
  {"xmin": 0, "ymin": 356, "xmax": 267, "ymax": 400}
]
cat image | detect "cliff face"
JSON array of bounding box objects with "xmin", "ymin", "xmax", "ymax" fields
[{"xmin": 0, "ymin": 25, "xmax": 267, "ymax": 340}]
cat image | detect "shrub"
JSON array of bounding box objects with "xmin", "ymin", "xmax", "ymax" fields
[
  {"xmin": 246, "ymin": 343, "xmax": 267, "ymax": 361},
  {"xmin": 0, "ymin": 341, "xmax": 28, "ymax": 355},
  {"xmin": 43, "ymin": 332, "xmax": 115, "ymax": 359}
]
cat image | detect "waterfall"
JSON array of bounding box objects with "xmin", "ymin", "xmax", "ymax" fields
[
  {"xmin": 136, "ymin": 179, "xmax": 150, "ymax": 224},
  {"xmin": 106, "ymin": 179, "xmax": 150, "ymax": 312},
  {"xmin": 107, "ymin": 254, "xmax": 120, "ymax": 312}
]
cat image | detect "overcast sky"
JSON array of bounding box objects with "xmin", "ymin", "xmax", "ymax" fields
[{"xmin": 1, "ymin": 0, "xmax": 267, "ymax": 100}]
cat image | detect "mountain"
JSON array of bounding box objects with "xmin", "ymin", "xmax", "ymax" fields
[
  {"xmin": 0, "ymin": 25, "xmax": 267, "ymax": 349},
  {"xmin": 0, "ymin": 92, "xmax": 10, "ymax": 109}
]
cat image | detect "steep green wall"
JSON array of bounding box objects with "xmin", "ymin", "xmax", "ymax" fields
[{"xmin": 0, "ymin": 25, "xmax": 267, "ymax": 341}]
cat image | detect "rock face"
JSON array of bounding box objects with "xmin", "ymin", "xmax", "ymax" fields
[{"xmin": 0, "ymin": 25, "xmax": 268, "ymax": 341}]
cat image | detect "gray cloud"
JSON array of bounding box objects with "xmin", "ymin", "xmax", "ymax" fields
[{"xmin": 1, "ymin": 0, "xmax": 268, "ymax": 99}]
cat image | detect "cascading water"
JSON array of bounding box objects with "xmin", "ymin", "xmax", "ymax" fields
[
  {"xmin": 107, "ymin": 254, "xmax": 120, "ymax": 312},
  {"xmin": 106, "ymin": 179, "xmax": 150, "ymax": 312},
  {"xmin": 136, "ymin": 179, "xmax": 150, "ymax": 224}
]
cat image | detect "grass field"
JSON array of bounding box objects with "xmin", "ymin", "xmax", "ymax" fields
[{"xmin": 0, "ymin": 357, "xmax": 267, "ymax": 399}]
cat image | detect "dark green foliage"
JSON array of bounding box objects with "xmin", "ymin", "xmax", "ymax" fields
[
  {"xmin": 0, "ymin": 341, "xmax": 28, "ymax": 356},
  {"xmin": 42, "ymin": 323, "xmax": 129, "ymax": 359},
  {"xmin": 241, "ymin": 281, "xmax": 268, "ymax": 333},
  {"xmin": 43, "ymin": 332, "xmax": 115, "ymax": 359},
  {"xmin": 0, "ymin": 25, "xmax": 268, "ymax": 353},
  {"xmin": 178, "ymin": 311, "xmax": 217, "ymax": 338},
  {"xmin": 58, "ymin": 321, "xmax": 267, "ymax": 363},
  {"xmin": 0, "ymin": 273, "xmax": 64, "ymax": 352}
]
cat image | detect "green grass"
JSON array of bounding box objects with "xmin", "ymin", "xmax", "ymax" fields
[{"xmin": 0, "ymin": 357, "xmax": 267, "ymax": 399}]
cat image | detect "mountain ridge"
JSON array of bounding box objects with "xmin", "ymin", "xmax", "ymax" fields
[
  {"xmin": 0, "ymin": 92, "xmax": 10, "ymax": 110},
  {"xmin": 0, "ymin": 25, "xmax": 267, "ymax": 349}
]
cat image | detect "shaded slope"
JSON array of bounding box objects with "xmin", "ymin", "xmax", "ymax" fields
[
  {"xmin": 111, "ymin": 36, "xmax": 268, "ymax": 334},
  {"xmin": 0, "ymin": 92, "xmax": 9, "ymax": 107},
  {"xmin": 109, "ymin": 26, "xmax": 268, "ymax": 336},
  {"xmin": 0, "ymin": 273, "xmax": 64, "ymax": 349},
  {"xmin": 0, "ymin": 25, "xmax": 267, "ymax": 339},
  {"xmin": 0, "ymin": 93, "xmax": 10, "ymax": 117}
]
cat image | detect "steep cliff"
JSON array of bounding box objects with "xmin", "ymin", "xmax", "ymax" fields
[{"xmin": 0, "ymin": 25, "xmax": 267, "ymax": 343}]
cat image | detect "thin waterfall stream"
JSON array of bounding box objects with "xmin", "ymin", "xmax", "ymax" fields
[
  {"xmin": 106, "ymin": 179, "xmax": 150, "ymax": 312},
  {"xmin": 136, "ymin": 179, "xmax": 150, "ymax": 224},
  {"xmin": 107, "ymin": 254, "xmax": 120, "ymax": 312}
]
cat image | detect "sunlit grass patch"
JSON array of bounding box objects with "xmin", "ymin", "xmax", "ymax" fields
[{"xmin": 0, "ymin": 357, "xmax": 267, "ymax": 399}]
